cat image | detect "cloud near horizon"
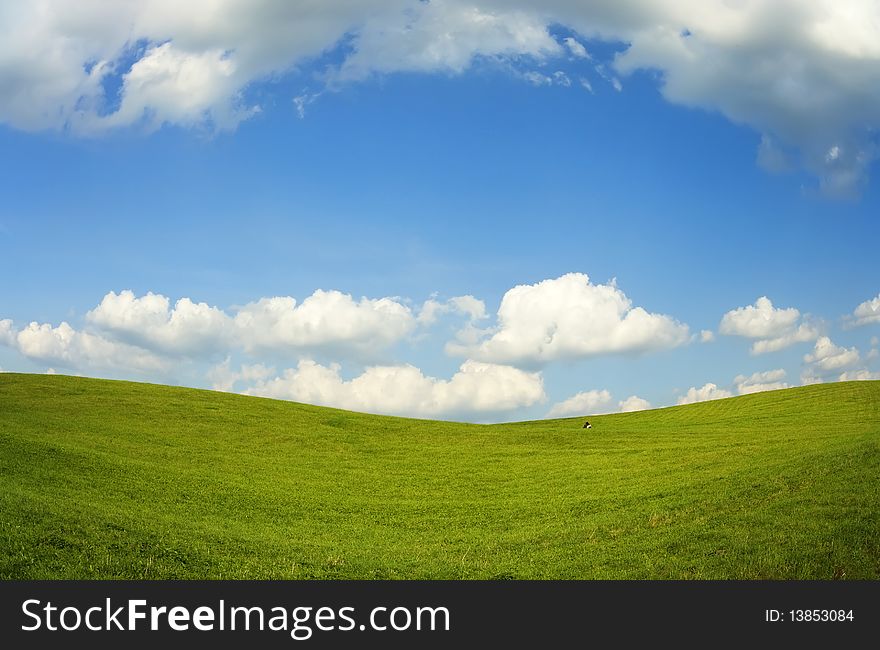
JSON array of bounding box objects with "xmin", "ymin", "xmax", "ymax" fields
[
  {"xmin": 719, "ymin": 296, "xmax": 819, "ymax": 354},
  {"xmin": 1, "ymin": 1, "xmax": 878, "ymax": 191},
  {"xmin": 242, "ymin": 359, "xmax": 545, "ymax": 420},
  {"xmin": 448, "ymin": 273, "xmax": 690, "ymax": 366},
  {"xmin": 546, "ymin": 389, "xmax": 652, "ymax": 418}
]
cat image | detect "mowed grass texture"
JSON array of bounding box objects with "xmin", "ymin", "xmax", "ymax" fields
[{"xmin": 1, "ymin": 374, "xmax": 878, "ymax": 579}]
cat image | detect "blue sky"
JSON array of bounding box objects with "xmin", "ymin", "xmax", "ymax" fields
[{"xmin": 1, "ymin": 1, "xmax": 879, "ymax": 421}]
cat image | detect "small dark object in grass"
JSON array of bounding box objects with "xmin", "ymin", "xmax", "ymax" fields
[{"xmin": 583, "ymin": 421, "xmax": 592, "ymax": 429}]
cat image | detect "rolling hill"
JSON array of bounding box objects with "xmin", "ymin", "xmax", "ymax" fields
[{"xmin": 1, "ymin": 373, "xmax": 877, "ymax": 579}]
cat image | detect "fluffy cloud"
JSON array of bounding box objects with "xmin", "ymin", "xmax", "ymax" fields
[
  {"xmin": 720, "ymin": 296, "xmax": 799, "ymax": 338},
  {"xmin": 3, "ymin": 320, "xmax": 167, "ymax": 373},
  {"xmin": 593, "ymin": 0, "xmax": 880, "ymax": 195},
  {"xmin": 243, "ymin": 359, "xmax": 545, "ymax": 419},
  {"xmin": 845, "ymin": 294, "xmax": 880, "ymax": 328},
  {"xmin": 699, "ymin": 329, "xmax": 715, "ymax": 343},
  {"xmin": 87, "ymin": 290, "xmax": 233, "ymax": 356},
  {"xmin": 734, "ymin": 369, "xmax": 789, "ymax": 395},
  {"xmin": 546, "ymin": 389, "xmax": 613, "ymax": 418},
  {"xmin": 803, "ymin": 336, "xmax": 860, "ymax": 372},
  {"xmin": 618, "ymin": 395, "xmax": 651, "ymax": 412},
  {"xmin": 0, "ymin": 1, "xmax": 391, "ymax": 133},
  {"xmin": 449, "ymin": 273, "xmax": 690, "ymax": 366},
  {"xmin": 102, "ymin": 41, "xmax": 258, "ymax": 132},
  {"xmin": 799, "ymin": 336, "xmax": 866, "ymax": 385},
  {"xmin": 677, "ymin": 382, "xmax": 732, "ymax": 405},
  {"xmin": 85, "ymin": 288, "xmax": 423, "ymax": 359},
  {"xmin": 2, "ymin": 2, "xmax": 878, "ymax": 189},
  {"xmin": 719, "ymin": 296, "xmax": 819, "ymax": 354},
  {"xmin": 234, "ymin": 290, "xmax": 416, "ymax": 357}
]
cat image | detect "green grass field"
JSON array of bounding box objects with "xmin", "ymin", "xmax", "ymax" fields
[{"xmin": 1, "ymin": 373, "xmax": 877, "ymax": 579}]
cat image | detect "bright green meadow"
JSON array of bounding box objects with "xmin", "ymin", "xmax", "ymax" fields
[{"xmin": 1, "ymin": 373, "xmax": 877, "ymax": 579}]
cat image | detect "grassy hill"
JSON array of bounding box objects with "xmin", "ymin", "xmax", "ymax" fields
[{"xmin": 1, "ymin": 373, "xmax": 877, "ymax": 579}]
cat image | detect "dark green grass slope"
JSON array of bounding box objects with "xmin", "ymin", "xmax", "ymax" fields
[{"xmin": 1, "ymin": 373, "xmax": 877, "ymax": 579}]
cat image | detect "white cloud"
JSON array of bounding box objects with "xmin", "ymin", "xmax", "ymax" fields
[
  {"xmin": 872, "ymin": 336, "xmax": 879, "ymax": 347},
  {"xmin": 699, "ymin": 329, "xmax": 715, "ymax": 343},
  {"xmin": 546, "ymin": 389, "xmax": 613, "ymax": 418},
  {"xmin": 563, "ymin": 37, "xmax": 589, "ymax": 59},
  {"xmin": 839, "ymin": 369, "xmax": 880, "ymax": 381},
  {"xmin": 800, "ymin": 336, "xmax": 865, "ymax": 386},
  {"xmin": 449, "ymin": 273, "xmax": 690, "ymax": 366},
  {"xmin": 719, "ymin": 296, "xmax": 819, "ymax": 354},
  {"xmin": 803, "ymin": 336, "xmax": 860, "ymax": 372},
  {"xmin": 734, "ymin": 368, "xmax": 789, "ymax": 395},
  {"xmin": 417, "ymin": 295, "xmax": 486, "ymax": 326},
  {"xmin": 845, "ymin": 294, "xmax": 880, "ymax": 328},
  {"xmin": 3, "ymin": 1, "xmax": 879, "ymax": 189},
  {"xmin": 244, "ymin": 359, "xmax": 545, "ymax": 419},
  {"xmin": 750, "ymin": 324, "xmax": 821, "ymax": 355},
  {"xmin": 234, "ymin": 290, "xmax": 416, "ymax": 357},
  {"xmin": 9, "ymin": 320, "xmax": 167, "ymax": 373},
  {"xmin": 207, "ymin": 358, "xmax": 274, "ymax": 392},
  {"xmin": 87, "ymin": 290, "xmax": 233, "ymax": 356},
  {"xmin": 618, "ymin": 395, "xmax": 651, "ymax": 412},
  {"xmin": 677, "ymin": 382, "xmax": 732, "ymax": 405},
  {"xmin": 0, "ymin": 319, "xmax": 15, "ymax": 346},
  {"xmin": 0, "ymin": 0, "xmax": 397, "ymax": 133},
  {"xmin": 720, "ymin": 296, "xmax": 799, "ymax": 338},
  {"xmin": 100, "ymin": 42, "xmax": 258, "ymax": 132},
  {"xmin": 333, "ymin": 0, "xmax": 561, "ymax": 83}
]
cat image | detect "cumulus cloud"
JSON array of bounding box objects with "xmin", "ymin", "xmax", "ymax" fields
[
  {"xmin": 87, "ymin": 290, "xmax": 233, "ymax": 356},
  {"xmin": 85, "ymin": 287, "xmax": 427, "ymax": 359},
  {"xmin": 2, "ymin": 320, "xmax": 167, "ymax": 373},
  {"xmin": 2, "ymin": 2, "xmax": 878, "ymax": 189},
  {"xmin": 699, "ymin": 329, "xmax": 715, "ymax": 343},
  {"xmin": 799, "ymin": 336, "xmax": 865, "ymax": 385},
  {"xmin": 845, "ymin": 293, "xmax": 880, "ymax": 328},
  {"xmin": 677, "ymin": 382, "xmax": 732, "ymax": 405},
  {"xmin": 734, "ymin": 369, "xmax": 789, "ymax": 395},
  {"xmin": 593, "ymin": 0, "xmax": 880, "ymax": 194},
  {"xmin": 243, "ymin": 359, "xmax": 545, "ymax": 419},
  {"xmin": 838, "ymin": 369, "xmax": 880, "ymax": 381},
  {"xmin": 546, "ymin": 389, "xmax": 613, "ymax": 418},
  {"xmin": 719, "ymin": 296, "xmax": 819, "ymax": 354},
  {"xmin": 449, "ymin": 273, "xmax": 690, "ymax": 366},
  {"xmin": 803, "ymin": 336, "xmax": 860, "ymax": 372},
  {"xmin": 102, "ymin": 41, "xmax": 258, "ymax": 132},
  {"xmin": 618, "ymin": 395, "xmax": 651, "ymax": 412},
  {"xmin": 234, "ymin": 290, "xmax": 416, "ymax": 357}
]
